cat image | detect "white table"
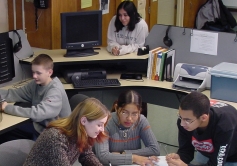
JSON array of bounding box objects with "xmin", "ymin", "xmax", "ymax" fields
[{"xmin": 118, "ymin": 156, "xmax": 168, "ymax": 166}]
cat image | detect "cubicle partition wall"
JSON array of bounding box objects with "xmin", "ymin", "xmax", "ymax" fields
[{"xmin": 145, "ymin": 24, "xmax": 237, "ymax": 68}]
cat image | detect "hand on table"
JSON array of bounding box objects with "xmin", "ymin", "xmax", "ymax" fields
[
  {"xmin": 112, "ymin": 47, "xmax": 120, "ymax": 56},
  {"xmin": 1, "ymin": 101, "xmax": 8, "ymax": 112},
  {"xmin": 166, "ymin": 153, "xmax": 187, "ymax": 166},
  {"xmin": 166, "ymin": 153, "xmax": 180, "ymax": 160},
  {"xmin": 132, "ymin": 155, "xmax": 159, "ymax": 166}
]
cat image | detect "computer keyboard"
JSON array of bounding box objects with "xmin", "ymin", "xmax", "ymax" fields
[{"xmin": 72, "ymin": 78, "xmax": 121, "ymax": 88}]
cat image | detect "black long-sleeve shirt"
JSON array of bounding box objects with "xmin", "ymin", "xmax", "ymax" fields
[{"xmin": 177, "ymin": 102, "xmax": 237, "ymax": 166}]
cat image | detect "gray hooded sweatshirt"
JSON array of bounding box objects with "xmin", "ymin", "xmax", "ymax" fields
[
  {"xmin": 107, "ymin": 16, "xmax": 149, "ymax": 55},
  {"xmin": 0, "ymin": 77, "xmax": 71, "ymax": 133}
]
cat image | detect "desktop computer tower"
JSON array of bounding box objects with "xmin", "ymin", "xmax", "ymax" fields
[{"xmin": 0, "ymin": 32, "xmax": 15, "ymax": 84}]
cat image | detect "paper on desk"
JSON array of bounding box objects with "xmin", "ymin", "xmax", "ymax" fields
[
  {"xmin": 155, "ymin": 156, "xmax": 168, "ymax": 166},
  {"xmin": 118, "ymin": 156, "xmax": 168, "ymax": 166},
  {"xmin": 190, "ymin": 29, "xmax": 218, "ymax": 56}
]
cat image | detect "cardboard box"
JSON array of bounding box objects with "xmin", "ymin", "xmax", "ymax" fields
[{"xmin": 210, "ymin": 62, "xmax": 237, "ymax": 102}]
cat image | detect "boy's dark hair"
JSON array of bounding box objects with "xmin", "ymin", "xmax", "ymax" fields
[
  {"xmin": 31, "ymin": 54, "xmax": 54, "ymax": 70},
  {"xmin": 115, "ymin": 1, "xmax": 141, "ymax": 32},
  {"xmin": 180, "ymin": 92, "xmax": 210, "ymax": 118}
]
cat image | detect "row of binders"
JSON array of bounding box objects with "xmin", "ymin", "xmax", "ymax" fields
[{"xmin": 147, "ymin": 47, "xmax": 175, "ymax": 82}]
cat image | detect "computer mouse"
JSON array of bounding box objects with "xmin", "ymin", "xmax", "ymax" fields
[{"xmin": 135, "ymin": 75, "xmax": 142, "ymax": 80}]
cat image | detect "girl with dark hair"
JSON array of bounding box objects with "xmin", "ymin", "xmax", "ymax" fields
[
  {"xmin": 94, "ymin": 90, "xmax": 160, "ymax": 165},
  {"xmin": 24, "ymin": 98, "xmax": 110, "ymax": 166},
  {"xmin": 107, "ymin": 1, "xmax": 149, "ymax": 56}
]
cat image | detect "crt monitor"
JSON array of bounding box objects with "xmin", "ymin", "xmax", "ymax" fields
[{"xmin": 61, "ymin": 10, "xmax": 102, "ymax": 57}]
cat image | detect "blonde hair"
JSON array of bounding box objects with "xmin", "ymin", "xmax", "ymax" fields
[
  {"xmin": 31, "ymin": 54, "xmax": 54, "ymax": 70},
  {"xmin": 47, "ymin": 98, "xmax": 110, "ymax": 152}
]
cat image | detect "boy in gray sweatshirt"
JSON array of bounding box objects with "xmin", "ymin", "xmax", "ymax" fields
[{"xmin": 0, "ymin": 54, "xmax": 71, "ymax": 141}]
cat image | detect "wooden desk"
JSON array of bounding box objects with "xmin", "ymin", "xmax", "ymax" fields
[
  {"xmin": 20, "ymin": 47, "xmax": 149, "ymax": 64},
  {"xmin": 62, "ymin": 73, "xmax": 237, "ymax": 109},
  {"xmin": 0, "ymin": 113, "xmax": 30, "ymax": 135},
  {"xmin": 0, "ymin": 83, "xmax": 31, "ymax": 135},
  {"xmin": 118, "ymin": 156, "xmax": 168, "ymax": 166}
]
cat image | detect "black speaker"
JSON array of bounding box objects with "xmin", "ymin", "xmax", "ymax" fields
[
  {"xmin": 163, "ymin": 25, "xmax": 173, "ymax": 47},
  {"xmin": 13, "ymin": 30, "xmax": 22, "ymax": 53}
]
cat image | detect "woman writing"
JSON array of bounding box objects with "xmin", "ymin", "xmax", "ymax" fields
[
  {"xmin": 94, "ymin": 90, "xmax": 160, "ymax": 165},
  {"xmin": 107, "ymin": 1, "xmax": 149, "ymax": 56},
  {"xmin": 24, "ymin": 98, "xmax": 110, "ymax": 166}
]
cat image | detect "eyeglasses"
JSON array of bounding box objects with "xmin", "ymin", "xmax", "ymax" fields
[
  {"xmin": 120, "ymin": 110, "xmax": 139, "ymax": 118},
  {"xmin": 177, "ymin": 112, "xmax": 197, "ymax": 125}
]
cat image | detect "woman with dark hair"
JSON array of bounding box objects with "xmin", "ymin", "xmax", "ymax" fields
[
  {"xmin": 107, "ymin": 1, "xmax": 149, "ymax": 56},
  {"xmin": 94, "ymin": 90, "xmax": 160, "ymax": 165},
  {"xmin": 24, "ymin": 98, "xmax": 110, "ymax": 166}
]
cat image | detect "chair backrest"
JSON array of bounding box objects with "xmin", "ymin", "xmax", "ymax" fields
[
  {"xmin": 69, "ymin": 94, "xmax": 89, "ymax": 111},
  {"xmin": 0, "ymin": 139, "xmax": 35, "ymax": 166}
]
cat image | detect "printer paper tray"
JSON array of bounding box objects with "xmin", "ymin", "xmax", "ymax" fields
[
  {"xmin": 173, "ymin": 84, "xmax": 198, "ymax": 91},
  {"xmin": 173, "ymin": 79, "xmax": 202, "ymax": 91}
]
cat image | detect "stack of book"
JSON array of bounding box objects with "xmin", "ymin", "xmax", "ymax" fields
[{"xmin": 147, "ymin": 47, "xmax": 175, "ymax": 82}]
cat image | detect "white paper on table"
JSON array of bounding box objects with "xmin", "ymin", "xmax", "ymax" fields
[
  {"xmin": 190, "ymin": 29, "xmax": 218, "ymax": 56},
  {"xmin": 118, "ymin": 156, "xmax": 168, "ymax": 166},
  {"xmin": 154, "ymin": 156, "xmax": 168, "ymax": 166}
]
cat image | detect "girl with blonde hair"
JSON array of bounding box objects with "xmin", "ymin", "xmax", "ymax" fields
[{"xmin": 24, "ymin": 97, "xmax": 110, "ymax": 166}]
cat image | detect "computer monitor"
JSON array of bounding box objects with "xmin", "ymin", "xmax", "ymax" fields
[{"xmin": 61, "ymin": 10, "xmax": 102, "ymax": 57}]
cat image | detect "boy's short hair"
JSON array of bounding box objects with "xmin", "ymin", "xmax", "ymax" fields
[
  {"xmin": 31, "ymin": 54, "xmax": 54, "ymax": 70},
  {"xmin": 180, "ymin": 91, "xmax": 210, "ymax": 118}
]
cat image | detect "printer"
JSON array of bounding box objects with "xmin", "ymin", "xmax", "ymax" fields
[
  {"xmin": 172, "ymin": 63, "xmax": 211, "ymax": 92},
  {"xmin": 63, "ymin": 68, "xmax": 106, "ymax": 83}
]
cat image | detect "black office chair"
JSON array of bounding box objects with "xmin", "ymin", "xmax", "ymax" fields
[
  {"xmin": 0, "ymin": 139, "xmax": 35, "ymax": 166},
  {"xmin": 69, "ymin": 94, "xmax": 89, "ymax": 111}
]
